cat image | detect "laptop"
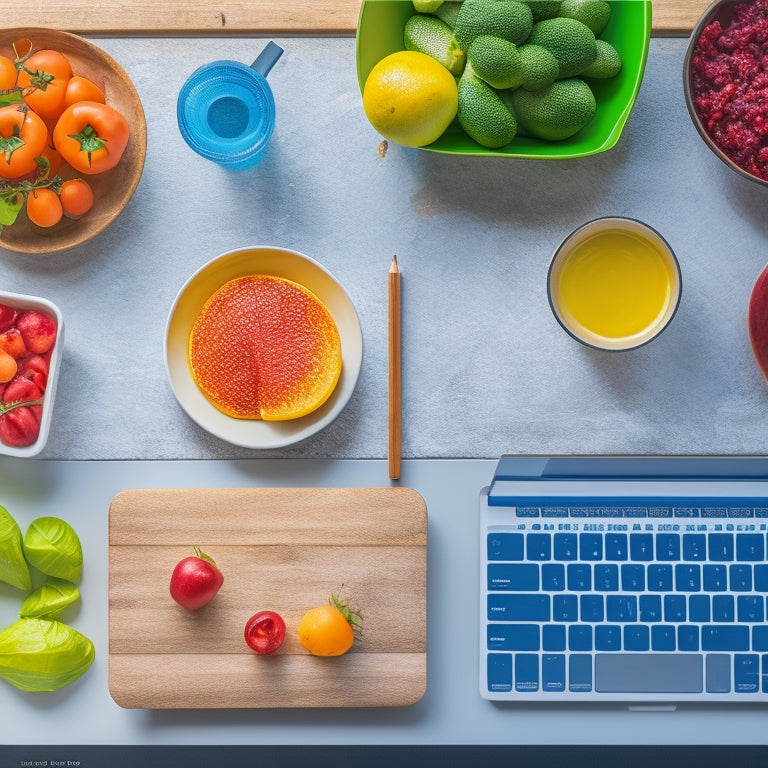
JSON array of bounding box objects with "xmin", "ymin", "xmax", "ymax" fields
[{"xmin": 479, "ymin": 455, "xmax": 768, "ymax": 703}]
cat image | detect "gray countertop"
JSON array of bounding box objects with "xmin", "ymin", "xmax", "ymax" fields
[{"xmin": 2, "ymin": 36, "xmax": 767, "ymax": 462}]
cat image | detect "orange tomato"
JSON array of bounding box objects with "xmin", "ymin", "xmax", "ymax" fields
[
  {"xmin": 297, "ymin": 595, "xmax": 361, "ymax": 656},
  {"xmin": 17, "ymin": 49, "xmax": 73, "ymax": 120},
  {"xmin": 59, "ymin": 178, "xmax": 94, "ymax": 217},
  {"xmin": 26, "ymin": 187, "xmax": 63, "ymax": 228},
  {"xmin": 64, "ymin": 75, "xmax": 105, "ymax": 107},
  {"xmin": 53, "ymin": 100, "xmax": 129, "ymax": 174},
  {"xmin": 0, "ymin": 55, "xmax": 17, "ymax": 91},
  {"xmin": 0, "ymin": 104, "xmax": 48, "ymax": 179}
]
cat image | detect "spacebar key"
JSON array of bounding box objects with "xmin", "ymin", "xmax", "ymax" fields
[{"xmin": 595, "ymin": 654, "xmax": 703, "ymax": 693}]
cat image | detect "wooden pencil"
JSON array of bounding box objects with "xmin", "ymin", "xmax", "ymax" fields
[{"xmin": 388, "ymin": 255, "xmax": 401, "ymax": 480}]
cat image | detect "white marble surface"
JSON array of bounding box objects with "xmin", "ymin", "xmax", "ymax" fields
[{"xmin": 1, "ymin": 36, "xmax": 767, "ymax": 461}]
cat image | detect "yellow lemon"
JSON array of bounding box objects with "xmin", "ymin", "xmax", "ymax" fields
[{"xmin": 362, "ymin": 51, "xmax": 458, "ymax": 147}]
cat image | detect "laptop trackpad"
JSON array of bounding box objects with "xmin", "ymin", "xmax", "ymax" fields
[{"xmin": 595, "ymin": 654, "xmax": 703, "ymax": 693}]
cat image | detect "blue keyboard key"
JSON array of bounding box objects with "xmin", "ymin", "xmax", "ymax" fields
[
  {"xmin": 708, "ymin": 533, "xmax": 734, "ymax": 561},
  {"xmin": 553, "ymin": 533, "xmax": 577, "ymax": 560},
  {"xmin": 689, "ymin": 594, "xmax": 711, "ymax": 622},
  {"xmin": 713, "ymin": 595, "xmax": 735, "ymax": 622},
  {"xmin": 569, "ymin": 654, "xmax": 592, "ymax": 692},
  {"xmin": 594, "ymin": 564, "xmax": 619, "ymax": 591},
  {"xmin": 703, "ymin": 564, "xmax": 727, "ymax": 592},
  {"xmin": 735, "ymin": 654, "xmax": 760, "ymax": 693},
  {"xmin": 737, "ymin": 595, "xmax": 764, "ymax": 623},
  {"xmin": 515, "ymin": 653, "xmax": 539, "ymax": 692},
  {"xmin": 675, "ymin": 564, "xmax": 701, "ymax": 591},
  {"xmin": 648, "ymin": 564, "xmax": 673, "ymax": 591},
  {"xmin": 516, "ymin": 507, "xmax": 540, "ymax": 517},
  {"xmin": 607, "ymin": 595, "xmax": 637, "ymax": 622},
  {"xmin": 541, "ymin": 506, "xmax": 568, "ymax": 517},
  {"xmin": 487, "ymin": 653, "xmax": 512, "ymax": 692},
  {"xmin": 541, "ymin": 563, "xmax": 565, "ymax": 591},
  {"xmin": 675, "ymin": 507, "xmax": 699, "ymax": 517},
  {"xmin": 621, "ymin": 563, "xmax": 645, "ymax": 591},
  {"xmin": 488, "ymin": 563, "xmax": 539, "ymax": 591},
  {"xmin": 553, "ymin": 594, "xmax": 578, "ymax": 622},
  {"xmin": 664, "ymin": 594, "xmax": 687, "ymax": 622},
  {"xmin": 488, "ymin": 533, "xmax": 524, "ymax": 561},
  {"xmin": 683, "ymin": 534, "xmax": 706, "ymax": 560},
  {"xmin": 527, "ymin": 533, "xmax": 551, "ymax": 560},
  {"xmin": 765, "ymin": 656, "xmax": 768, "ymax": 694},
  {"xmin": 736, "ymin": 533, "xmax": 765, "ymax": 561},
  {"xmin": 702, "ymin": 624, "xmax": 749, "ymax": 651},
  {"xmin": 630, "ymin": 533, "xmax": 653, "ymax": 561},
  {"xmin": 624, "ymin": 625, "xmax": 650, "ymax": 651},
  {"xmin": 730, "ymin": 564, "xmax": 752, "ymax": 591},
  {"xmin": 542, "ymin": 624, "xmax": 566, "ymax": 652},
  {"xmin": 567, "ymin": 563, "xmax": 592, "ymax": 591},
  {"xmin": 580, "ymin": 594, "xmax": 604, "ymax": 622},
  {"xmin": 579, "ymin": 533, "xmax": 602, "ymax": 560},
  {"xmin": 678, "ymin": 625, "xmax": 699, "ymax": 651},
  {"xmin": 487, "ymin": 594, "xmax": 550, "ymax": 622},
  {"xmin": 487, "ymin": 623, "xmax": 540, "ymax": 651},
  {"xmin": 639, "ymin": 594, "xmax": 662, "ymax": 622},
  {"xmin": 605, "ymin": 533, "xmax": 627, "ymax": 560},
  {"xmin": 755, "ymin": 565, "xmax": 768, "ymax": 592},
  {"xmin": 595, "ymin": 624, "xmax": 621, "ymax": 651},
  {"xmin": 652, "ymin": 625, "xmax": 676, "ymax": 651},
  {"xmin": 568, "ymin": 624, "xmax": 593, "ymax": 651},
  {"xmin": 655, "ymin": 533, "xmax": 680, "ymax": 560},
  {"xmin": 542, "ymin": 654, "xmax": 566, "ymax": 692},
  {"xmin": 753, "ymin": 626, "xmax": 768, "ymax": 652}
]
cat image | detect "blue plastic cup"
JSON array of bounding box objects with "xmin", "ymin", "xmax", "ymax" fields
[{"xmin": 177, "ymin": 41, "xmax": 283, "ymax": 170}]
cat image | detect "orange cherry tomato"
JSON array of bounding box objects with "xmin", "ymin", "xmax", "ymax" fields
[
  {"xmin": 17, "ymin": 49, "xmax": 73, "ymax": 120},
  {"xmin": 0, "ymin": 55, "xmax": 17, "ymax": 91},
  {"xmin": 297, "ymin": 595, "xmax": 361, "ymax": 657},
  {"xmin": 0, "ymin": 104, "xmax": 48, "ymax": 179},
  {"xmin": 26, "ymin": 187, "xmax": 63, "ymax": 227},
  {"xmin": 59, "ymin": 178, "xmax": 94, "ymax": 217},
  {"xmin": 53, "ymin": 100, "xmax": 129, "ymax": 174},
  {"xmin": 64, "ymin": 75, "xmax": 105, "ymax": 107}
]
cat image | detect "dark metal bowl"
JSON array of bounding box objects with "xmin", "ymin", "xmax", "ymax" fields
[{"xmin": 683, "ymin": 0, "xmax": 768, "ymax": 188}]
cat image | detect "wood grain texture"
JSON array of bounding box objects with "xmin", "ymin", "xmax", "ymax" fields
[
  {"xmin": 108, "ymin": 487, "xmax": 427, "ymax": 709},
  {"xmin": 0, "ymin": 0, "xmax": 716, "ymax": 36}
]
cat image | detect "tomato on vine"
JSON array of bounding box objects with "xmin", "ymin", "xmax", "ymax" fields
[
  {"xmin": 17, "ymin": 48, "xmax": 73, "ymax": 120},
  {"xmin": 0, "ymin": 104, "xmax": 48, "ymax": 179},
  {"xmin": 64, "ymin": 75, "xmax": 105, "ymax": 107},
  {"xmin": 53, "ymin": 100, "xmax": 130, "ymax": 174},
  {"xmin": 26, "ymin": 187, "xmax": 62, "ymax": 228},
  {"xmin": 59, "ymin": 178, "xmax": 94, "ymax": 217},
  {"xmin": 297, "ymin": 593, "xmax": 362, "ymax": 657}
]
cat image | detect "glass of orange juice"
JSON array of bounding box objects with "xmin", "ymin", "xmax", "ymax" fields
[{"xmin": 547, "ymin": 217, "xmax": 682, "ymax": 351}]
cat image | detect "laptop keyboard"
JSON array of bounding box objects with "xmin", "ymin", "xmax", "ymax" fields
[{"xmin": 482, "ymin": 501, "xmax": 768, "ymax": 701}]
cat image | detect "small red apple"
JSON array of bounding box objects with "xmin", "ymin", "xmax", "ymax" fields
[{"xmin": 169, "ymin": 547, "xmax": 224, "ymax": 610}]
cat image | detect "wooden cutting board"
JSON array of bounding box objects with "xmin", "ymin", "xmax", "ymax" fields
[
  {"xmin": 108, "ymin": 487, "xmax": 427, "ymax": 709},
  {"xmin": 7, "ymin": 0, "xmax": 713, "ymax": 36}
]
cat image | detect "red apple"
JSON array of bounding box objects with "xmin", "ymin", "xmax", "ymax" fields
[{"xmin": 169, "ymin": 547, "xmax": 224, "ymax": 610}]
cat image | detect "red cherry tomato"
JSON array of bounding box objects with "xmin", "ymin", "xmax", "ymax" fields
[
  {"xmin": 244, "ymin": 610, "xmax": 286, "ymax": 654},
  {"xmin": 169, "ymin": 547, "xmax": 224, "ymax": 610}
]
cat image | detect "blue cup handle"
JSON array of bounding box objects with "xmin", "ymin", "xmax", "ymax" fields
[{"xmin": 251, "ymin": 41, "xmax": 283, "ymax": 78}]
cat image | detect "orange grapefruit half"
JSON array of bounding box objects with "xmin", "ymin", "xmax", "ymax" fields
[{"xmin": 188, "ymin": 275, "xmax": 342, "ymax": 420}]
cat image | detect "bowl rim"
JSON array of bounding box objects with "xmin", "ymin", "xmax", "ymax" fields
[
  {"xmin": 164, "ymin": 245, "xmax": 363, "ymax": 449},
  {"xmin": 0, "ymin": 290, "xmax": 63, "ymax": 457},
  {"xmin": 683, "ymin": 0, "xmax": 768, "ymax": 188}
]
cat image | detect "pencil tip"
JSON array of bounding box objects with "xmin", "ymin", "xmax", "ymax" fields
[{"xmin": 390, "ymin": 255, "xmax": 399, "ymax": 272}]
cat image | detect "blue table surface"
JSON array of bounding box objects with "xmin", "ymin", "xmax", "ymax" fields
[{"xmin": 1, "ymin": 34, "xmax": 768, "ymax": 756}]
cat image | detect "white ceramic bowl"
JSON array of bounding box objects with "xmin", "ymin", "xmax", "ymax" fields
[
  {"xmin": 165, "ymin": 246, "xmax": 363, "ymax": 448},
  {"xmin": 0, "ymin": 290, "xmax": 63, "ymax": 457}
]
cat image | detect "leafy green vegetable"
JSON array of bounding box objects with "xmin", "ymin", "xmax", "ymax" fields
[
  {"xmin": 0, "ymin": 505, "xmax": 32, "ymax": 591},
  {"xmin": 23, "ymin": 517, "xmax": 83, "ymax": 583},
  {"xmin": 0, "ymin": 618, "xmax": 95, "ymax": 692},
  {"xmin": 20, "ymin": 578, "xmax": 80, "ymax": 620}
]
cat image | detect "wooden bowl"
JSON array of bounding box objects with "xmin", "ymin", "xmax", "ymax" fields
[{"xmin": 0, "ymin": 28, "xmax": 146, "ymax": 254}]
